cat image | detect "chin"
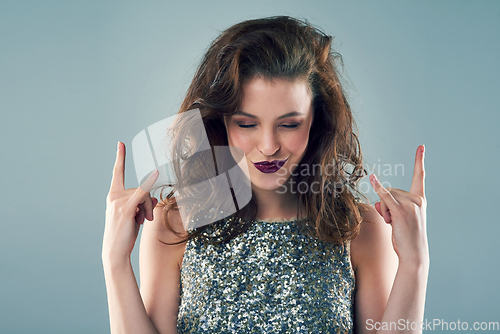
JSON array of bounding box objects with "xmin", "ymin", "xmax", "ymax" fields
[{"xmin": 250, "ymin": 174, "xmax": 290, "ymax": 192}]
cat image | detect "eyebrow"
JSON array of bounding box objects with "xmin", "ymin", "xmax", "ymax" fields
[{"xmin": 233, "ymin": 110, "xmax": 304, "ymax": 119}]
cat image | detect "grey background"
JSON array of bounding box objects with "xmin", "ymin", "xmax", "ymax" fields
[{"xmin": 1, "ymin": 0, "xmax": 499, "ymax": 332}]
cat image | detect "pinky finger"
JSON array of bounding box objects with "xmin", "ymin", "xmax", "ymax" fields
[
  {"xmin": 375, "ymin": 202, "xmax": 382, "ymax": 216},
  {"xmin": 379, "ymin": 199, "xmax": 392, "ymax": 224},
  {"xmin": 374, "ymin": 201, "xmax": 392, "ymax": 224}
]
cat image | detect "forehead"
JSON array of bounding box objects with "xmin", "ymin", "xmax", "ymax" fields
[{"xmin": 237, "ymin": 77, "xmax": 313, "ymax": 118}]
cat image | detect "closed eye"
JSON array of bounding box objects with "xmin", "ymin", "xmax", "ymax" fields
[
  {"xmin": 280, "ymin": 123, "xmax": 300, "ymax": 129},
  {"xmin": 236, "ymin": 122, "xmax": 301, "ymax": 129},
  {"xmin": 237, "ymin": 124, "xmax": 256, "ymax": 128}
]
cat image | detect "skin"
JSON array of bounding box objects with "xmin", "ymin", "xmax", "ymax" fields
[
  {"xmin": 223, "ymin": 76, "xmax": 314, "ymax": 220},
  {"xmin": 102, "ymin": 77, "xmax": 428, "ymax": 334}
]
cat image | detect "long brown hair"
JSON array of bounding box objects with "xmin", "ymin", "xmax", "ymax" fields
[{"xmin": 157, "ymin": 15, "xmax": 368, "ymax": 245}]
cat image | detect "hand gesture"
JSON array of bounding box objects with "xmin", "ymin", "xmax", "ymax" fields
[
  {"xmin": 370, "ymin": 145, "xmax": 428, "ymax": 267},
  {"xmin": 102, "ymin": 142, "xmax": 160, "ymax": 265}
]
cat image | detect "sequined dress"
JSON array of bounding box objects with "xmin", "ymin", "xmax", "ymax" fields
[{"xmin": 177, "ymin": 215, "xmax": 355, "ymax": 333}]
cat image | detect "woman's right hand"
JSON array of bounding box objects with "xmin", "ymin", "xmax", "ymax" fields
[{"xmin": 102, "ymin": 141, "xmax": 160, "ymax": 266}]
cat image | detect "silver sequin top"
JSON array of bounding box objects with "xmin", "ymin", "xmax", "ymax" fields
[{"xmin": 177, "ymin": 215, "xmax": 355, "ymax": 333}]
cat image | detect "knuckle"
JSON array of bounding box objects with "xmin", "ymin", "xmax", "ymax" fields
[
  {"xmin": 135, "ymin": 187, "xmax": 147, "ymax": 197},
  {"xmin": 401, "ymin": 201, "xmax": 422, "ymax": 218},
  {"xmin": 106, "ymin": 192, "xmax": 116, "ymax": 204},
  {"xmin": 401, "ymin": 200, "xmax": 416, "ymax": 212},
  {"xmin": 381, "ymin": 189, "xmax": 394, "ymax": 201},
  {"xmin": 410, "ymin": 193, "xmax": 425, "ymax": 207},
  {"xmin": 385, "ymin": 185, "xmax": 394, "ymax": 194},
  {"xmin": 378, "ymin": 186, "xmax": 389, "ymax": 196}
]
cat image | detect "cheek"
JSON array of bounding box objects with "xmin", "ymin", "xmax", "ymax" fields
[
  {"xmin": 227, "ymin": 126, "xmax": 252, "ymax": 152},
  {"xmin": 285, "ymin": 128, "xmax": 310, "ymax": 154}
]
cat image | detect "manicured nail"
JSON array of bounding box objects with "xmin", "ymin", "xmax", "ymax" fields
[
  {"xmin": 117, "ymin": 141, "xmax": 121, "ymax": 151},
  {"xmin": 370, "ymin": 174, "xmax": 379, "ymax": 184},
  {"xmin": 147, "ymin": 169, "xmax": 159, "ymax": 182},
  {"xmin": 421, "ymin": 144, "xmax": 425, "ymax": 155}
]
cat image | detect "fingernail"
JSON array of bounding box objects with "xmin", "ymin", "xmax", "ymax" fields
[
  {"xmin": 370, "ymin": 174, "xmax": 379, "ymax": 184},
  {"xmin": 117, "ymin": 141, "xmax": 121, "ymax": 151},
  {"xmin": 422, "ymin": 144, "xmax": 425, "ymax": 156},
  {"xmin": 149, "ymin": 169, "xmax": 159, "ymax": 179}
]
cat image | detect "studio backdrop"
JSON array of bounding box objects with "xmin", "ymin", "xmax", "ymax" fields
[{"xmin": 1, "ymin": 1, "xmax": 499, "ymax": 332}]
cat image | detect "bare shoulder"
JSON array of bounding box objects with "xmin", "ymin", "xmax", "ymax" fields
[
  {"xmin": 139, "ymin": 198, "xmax": 188, "ymax": 261},
  {"xmin": 349, "ymin": 203, "xmax": 399, "ymax": 332},
  {"xmin": 350, "ymin": 203, "xmax": 394, "ymax": 272},
  {"xmin": 149, "ymin": 200, "xmax": 188, "ymax": 247},
  {"xmin": 151, "ymin": 198, "xmax": 190, "ymax": 264}
]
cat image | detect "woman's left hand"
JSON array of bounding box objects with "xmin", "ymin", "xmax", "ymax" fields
[{"xmin": 370, "ymin": 145, "xmax": 428, "ymax": 267}]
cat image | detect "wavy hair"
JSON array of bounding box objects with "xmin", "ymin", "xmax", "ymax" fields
[{"xmin": 156, "ymin": 16, "xmax": 369, "ymax": 245}]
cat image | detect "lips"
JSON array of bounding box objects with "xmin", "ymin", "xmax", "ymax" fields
[{"xmin": 252, "ymin": 158, "xmax": 288, "ymax": 174}]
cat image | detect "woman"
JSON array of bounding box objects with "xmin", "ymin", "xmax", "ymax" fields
[{"xmin": 102, "ymin": 16, "xmax": 428, "ymax": 333}]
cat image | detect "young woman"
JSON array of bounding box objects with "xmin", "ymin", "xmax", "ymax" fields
[{"xmin": 102, "ymin": 16, "xmax": 429, "ymax": 333}]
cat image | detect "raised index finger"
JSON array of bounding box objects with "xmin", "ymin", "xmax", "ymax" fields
[
  {"xmin": 410, "ymin": 144, "xmax": 425, "ymax": 197},
  {"xmin": 110, "ymin": 141, "xmax": 125, "ymax": 192}
]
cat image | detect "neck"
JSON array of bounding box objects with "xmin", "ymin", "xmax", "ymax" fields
[{"xmin": 252, "ymin": 179, "xmax": 300, "ymax": 220}]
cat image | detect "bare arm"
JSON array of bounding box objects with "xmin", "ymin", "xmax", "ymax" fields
[
  {"xmin": 351, "ymin": 205, "xmax": 399, "ymax": 333},
  {"xmin": 379, "ymin": 260, "xmax": 428, "ymax": 333},
  {"xmin": 102, "ymin": 256, "xmax": 160, "ymax": 334},
  {"xmin": 103, "ymin": 205, "xmax": 184, "ymax": 334},
  {"xmin": 352, "ymin": 145, "xmax": 429, "ymax": 334},
  {"xmin": 351, "ymin": 206, "xmax": 428, "ymax": 334},
  {"xmin": 102, "ymin": 142, "xmax": 181, "ymax": 333},
  {"xmin": 139, "ymin": 206, "xmax": 186, "ymax": 333}
]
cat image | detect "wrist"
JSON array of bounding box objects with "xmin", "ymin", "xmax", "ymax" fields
[
  {"xmin": 398, "ymin": 257, "xmax": 429, "ymax": 275},
  {"xmin": 102, "ymin": 251, "xmax": 132, "ymax": 273},
  {"xmin": 397, "ymin": 247, "xmax": 429, "ymax": 269}
]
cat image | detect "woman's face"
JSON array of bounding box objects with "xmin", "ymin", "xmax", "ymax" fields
[{"xmin": 225, "ymin": 76, "xmax": 314, "ymax": 192}]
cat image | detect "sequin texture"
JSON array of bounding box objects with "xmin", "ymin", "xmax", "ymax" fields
[{"xmin": 177, "ymin": 216, "xmax": 355, "ymax": 333}]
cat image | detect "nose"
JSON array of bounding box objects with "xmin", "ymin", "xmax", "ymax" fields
[{"xmin": 258, "ymin": 127, "xmax": 280, "ymax": 157}]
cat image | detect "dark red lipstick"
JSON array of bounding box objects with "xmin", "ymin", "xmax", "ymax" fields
[{"xmin": 252, "ymin": 158, "xmax": 288, "ymax": 174}]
